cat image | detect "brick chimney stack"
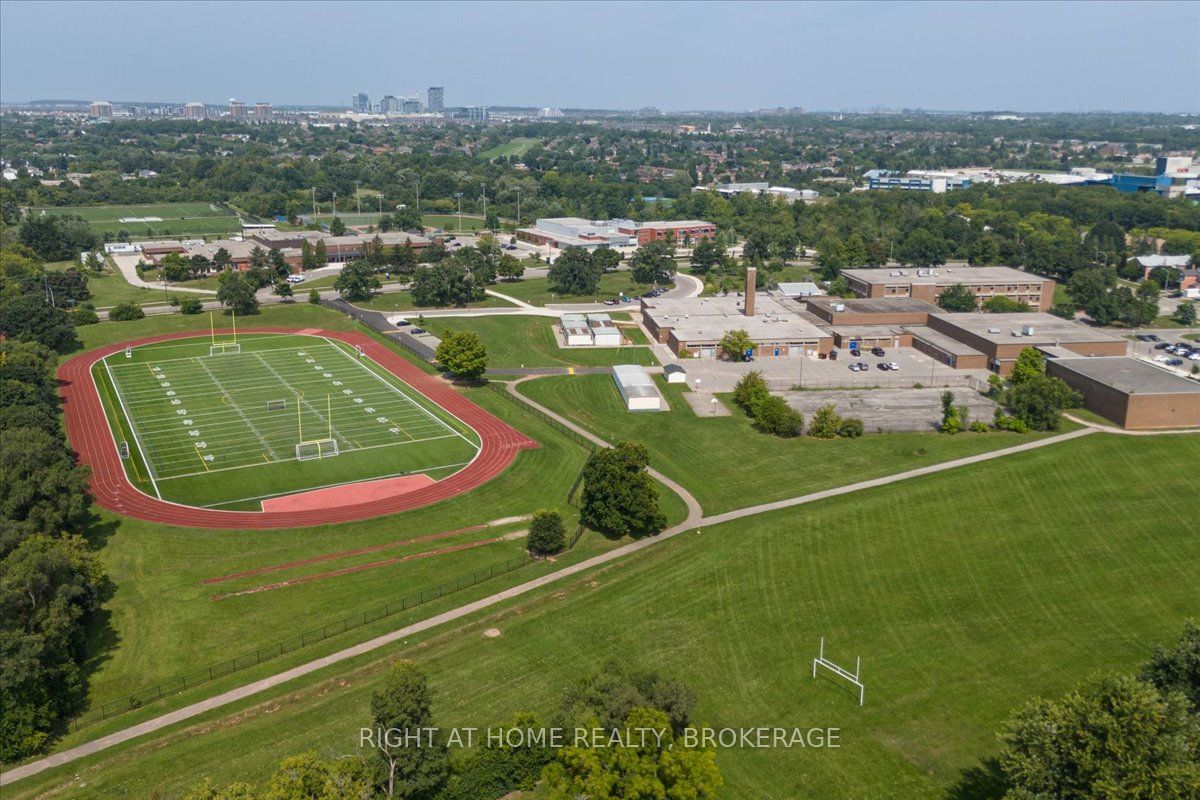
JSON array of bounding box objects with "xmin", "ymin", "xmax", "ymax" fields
[{"xmin": 744, "ymin": 266, "xmax": 756, "ymax": 316}]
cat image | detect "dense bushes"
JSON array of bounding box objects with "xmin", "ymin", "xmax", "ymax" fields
[
  {"xmin": 732, "ymin": 371, "xmax": 804, "ymax": 436},
  {"xmin": 527, "ymin": 510, "xmax": 566, "ymax": 556},
  {"xmin": 107, "ymin": 301, "xmax": 145, "ymax": 321},
  {"xmin": 0, "ymin": 340, "xmax": 103, "ymax": 762}
]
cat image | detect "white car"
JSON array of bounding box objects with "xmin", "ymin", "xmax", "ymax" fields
[
  {"xmin": 1189, "ymin": 353, "xmax": 1200, "ymax": 361},
  {"xmin": 887, "ymin": 362, "xmax": 900, "ymax": 371},
  {"xmin": 286, "ymin": 274, "xmax": 307, "ymax": 284},
  {"xmin": 1153, "ymin": 354, "xmax": 1170, "ymax": 362}
]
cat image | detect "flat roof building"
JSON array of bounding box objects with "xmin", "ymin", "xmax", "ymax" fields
[
  {"xmin": 642, "ymin": 293, "xmax": 832, "ymax": 359},
  {"xmin": 1043, "ymin": 355, "xmax": 1200, "ymax": 429},
  {"xmin": 841, "ymin": 266, "xmax": 1055, "ymax": 312},
  {"xmin": 612, "ymin": 364, "xmax": 664, "ymax": 412},
  {"xmin": 927, "ymin": 312, "xmax": 1126, "ymax": 375}
]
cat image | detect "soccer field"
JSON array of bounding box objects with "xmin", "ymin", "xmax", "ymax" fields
[
  {"xmin": 30, "ymin": 203, "xmax": 242, "ymax": 237},
  {"xmin": 94, "ymin": 334, "xmax": 480, "ymax": 509}
]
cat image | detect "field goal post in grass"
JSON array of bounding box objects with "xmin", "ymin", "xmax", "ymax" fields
[
  {"xmin": 812, "ymin": 637, "xmax": 864, "ymax": 706},
  {"xmin": 294, "ymin": 393, "xmax": 339, "ymax": 460},
  {"xmin": 207, "ymin": 310, "xmax": 240, "ymax": 355}
]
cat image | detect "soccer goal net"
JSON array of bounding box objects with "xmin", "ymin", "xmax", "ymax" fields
[
  {"xmin": 210, "ymin": 343, "xmax": 242, "ymax": 356},
  {"xmin": 295, "ymin": 439, "xmax": 339, "ymax": 461},
  {"xmin": 266, "ymin": 399, "xmax": 287, "ymax": 412}
]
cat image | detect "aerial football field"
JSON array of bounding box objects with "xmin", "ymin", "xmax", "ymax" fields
[{"xmin": 91, "ymin": 333, "xmax": 481, "ymax": 509}]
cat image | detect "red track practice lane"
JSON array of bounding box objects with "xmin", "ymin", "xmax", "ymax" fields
[{"xmin": 58, "ymin": 328, "xmax": 538, "ymax": 529}]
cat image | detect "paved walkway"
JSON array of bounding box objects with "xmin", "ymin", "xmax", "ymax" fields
[{"xmin": 109, "ymin": 253, "xmax": 217, "ymax": 295}]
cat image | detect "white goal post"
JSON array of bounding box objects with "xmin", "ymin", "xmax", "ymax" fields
[
  {"xmin": 295, "ymin": 439, "xmax": 339, "ymax": 461},
  {"xmin": 210, "ymin": 343, "xmax": 242, "ymax": 356},
  {"xmin": 812, "ymin": 637, "xmax": 864, "ymax": 706}
]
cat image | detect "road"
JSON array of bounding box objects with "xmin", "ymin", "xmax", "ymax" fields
[{"xmin": 1, "ymin": 393, "xmax": 1107, "ymax": 786}]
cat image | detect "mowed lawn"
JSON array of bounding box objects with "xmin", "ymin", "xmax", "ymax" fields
[
  {"xmin": 421, "ymin": 315, "xmax": 658, "ymax": 368},
  {"xmin": 518, "ymin": 373, "xmax": 1076, "ymax": 515},
  {"xmin": 31, "ymin": 202, "xmax": 241, "ymax": 237},
  {"xmin": 17, "ymin": 433, "xmax": 1198, "ymax": 799},
  {"xmin": 493, "ymin": 271, "xmax": 657, "ymax": 306},
  {"xmin": 477, "ymin": 137, "xmax": 541, "ymax": 160}
]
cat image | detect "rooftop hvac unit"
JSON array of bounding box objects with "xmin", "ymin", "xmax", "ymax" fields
[
  {"xmin": 987, "ymin": 328, "xmax": 1001, "ymax": 334},
  {"xmin": 1010, "ymin": 330, "xmax": 1021, "ymax": 337},
  {"xmin": 890, "ymin": 271, "xmax": 901, "ymax": 277},
  {"xmin": 1022, "ymin": 325, "xmax": 1035, "ymax": 336},
  {"xmin": 834, "ymin": 303, "xmax": 846, "ymax": 312}
]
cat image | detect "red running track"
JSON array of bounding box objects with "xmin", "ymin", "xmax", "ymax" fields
[{"xmin": 57, "ymin": 328, "xmax": 538, "ymax": 529}]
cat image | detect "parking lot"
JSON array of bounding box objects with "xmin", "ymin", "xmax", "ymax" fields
[
  {"xmin": 780, "ymin": 387, "xmax": 998, "ymax": 433},
  {"xmin": 675, "ymin": 346, "xmax": 987, "ymax": 393}
]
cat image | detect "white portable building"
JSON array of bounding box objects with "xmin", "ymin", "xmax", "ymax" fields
[
  {"xmin": 612, "ymin": 364, "xmax": 663, "ymax": 411},
  {"xmin": 587, "ymin": 313, "xmax": 621, "ymax": 346},
  {"xmin": 560, "ymin": 314, "xmax": 592, "ymax": 346}
]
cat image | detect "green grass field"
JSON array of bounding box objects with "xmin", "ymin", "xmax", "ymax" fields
[
  {"xmin": 16, "ymin": 433, "xmax": 1197, "ymax": 799},
  {"xmin": 477, "ymin": 137, "xmax": 541, "ymax": 160},
  {"xmin": 494, "ymin": 272, "xmax": 658, "ymax": 306},
  {"xmin": 95, "ymin": 333, "xmax": 479, "ymax": 508},
  {"xmin": 421, "ymin": 315, "xmax": 658, "ymax": 368},
  {"xmin": 30, "ymin": 202, "xmax": 242, "ymax": 238},
  {"xmin": 422, "ymin": 213, "xmax": 489, "ymax": 232},
  {"xmin": 518, "ymin": 373, "xmax": 1074, "ymax": 515}
]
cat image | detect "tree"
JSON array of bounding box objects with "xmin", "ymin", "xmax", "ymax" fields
[
  {"xmin": 937, "ymin": 283, "xmax": 977, "ymax": 312},
  {"xmin": 983, "ymin": 296, "xmax": 1030, "ymax": 313},
  {"xmin": 1005, "ymin": 374, "xmax": 1080, "ymax": 431},
  {"xmin": 1175, "ymin": 301, "xmax": 1197, "ymax": 326},
  {"xmin": 329, "ymin": 216, "xmax": 347, "ymax": 236},
  {"xmin": 434, "ymin": 329, "xmax": 488, "ymax": 381},
  {"xmin": 248, "ymin": 246, "xmax": 268, "ymax": 272},
  {"xmin": 410, "ymin": 260, "xmax": 484, "ymax": 307},
  {"xmin": 314, "ymin": 238, "xmax": 327, "ymax": 267},
  {"xmin": 108, "ymin": 302, "xmax": 145, "ymax": 321},
  {"xmin": 17, "ymin": 214, "xmax": 97, "ymax": 261},
  {"xmin": 73, "ymin": 304, "xmax": 99, "ymax": 325},
  {"xmin": 370, "ymin": 662, "xmax": 448, "ymax": 800},
  {"xmin": 547, "ymin": 247, "xmax": 601, "ymax": 295},
  {"xmin": 0, "ymin": 427, "xmax": 92, "ymax": 552},
  {"xmin": 689, "ymin": 238, "xmax": 723, "ymax": 276},
  {"xmin": 580, "ymin": 442, "xmax": 666, "ymax": 538},
  {"xmin": 732, "ymin": 370, "xmax": 769, "ymax": 409},
  {"xmin": 939, "ymin": 390, "xmax": 963, "ymax": 433},
  {"xmin": 998, "ymin": 674, "xmax": 1200, "ymax": 800},
  {"xmin": 216, "ymin": 271, "xmax": 260, "ymax": 316},
  {"xmin": 528, "ymin": 510, "xmax": 567, "ymax": 556},
  {"xmin": 630, "ymin": 240, "xmax": 676, "ymax": 285},
  {"xmin": 898, "ymin": 228, "xmax": 950, "ymax": 267},
  {"xmin": 261, "ymin": 752, "xmax": 373, "ymax": 800},
  {"xmin": 268, "ymin": 248, "xmax": 290, "ymax": 280},
  {"xmin": 0, "ymin": 293, "xmax": 79, "ymax": 351},
  {"xmin": 753, "ymin": 395, "xmax": 805, "ymax": 437},
  {"xmin": 718, "ymin": 329, "xmax": 754, "ymax": 361},
  {"xmin": 333, "ymin": 260, "xmax": 382, "ymax": 302},
  {"xmin": 742, "ymin": 231, "xmax": 772, "ymax": 264},
  {"xmin": 308, "ymin": 288, "xmax": 320, "ymax": 304},
  {"xmin": 807, "ymin": 404, "xmax": 842, "ymax": 438},
  {"xmin": 273, "ymin": 281, "xmax": 293, "ymax": 302},
  {"xmin": 1141, "ymin": 620, "xmax": 1200, "ymax": 712},
  {"xmin": 592, "ymin": 247, "xmax": 623, "ymax": 273},
  {"xmin": 179, "ymin": 296, "xmax": 203, "ymax": 315},
  {"xmin": 496, "ymin": 253, "xmax": 525, "ymax": 281},
  {"xmin": 299, "ymin": 239, "xmax": 315, "ymax": 271},
  {"xmin": 1066, "ymin": 267, "xmax": 1118, "ymax": 323},
  {"xmin": 212, "ymin": 247, "xmax": 232, "ymax": 271},
  {"xmin": 1009, "ymin": 347, "xmax": 1045, "ymax": 386}
]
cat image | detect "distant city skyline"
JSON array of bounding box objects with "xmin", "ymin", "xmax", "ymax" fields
[{"xmin": 1, "ymin": 1, "xmax": 1197, "ymax": 113}]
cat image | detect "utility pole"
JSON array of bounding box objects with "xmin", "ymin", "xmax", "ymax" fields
[
  {"xmin": 416, "ymin": 178, "xmax": 420, "ymax": 212},
  {"xmin": 355, "ymin": 181, "xmax": 361, "ymax": 215},
  {"xmin": 480, "ymin": 186, "xmax": 488, "ymax": 231},
  {"xmin": 332, "ymin": 192, "xmax": 337, "ymax": 222},
  {"xmin": 311, "ymin": 186, "xmax": 316, "ymax": 220},
  {"xmin": 514, "ymin": 186, "xmax": 522, "ymax": 227},
  {"xmin": 454, "ymin": 192, "xmax": 463, "ymax": 230}
]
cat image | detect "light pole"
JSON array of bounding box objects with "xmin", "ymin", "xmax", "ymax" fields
[
  {"xmin": 480, "ymin": 188, "xmax": 488, "ymax": 232},
  {"xmin": 355, "ymin": 180, "xmax": 361, "ymax": 215},
  {"xmin": 711, "ymin": 397, "xmax": 718, "ymax": 417},
  {"xmin": 513, "ymin": 186, "xmax": 522, "ymax": 228},
  {"xmin": 454, "ymin": 192, "xmax": 463, "ymax": 230}
]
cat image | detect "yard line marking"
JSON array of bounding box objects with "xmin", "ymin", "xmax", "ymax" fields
[
  {"xmin": 193, "ymin": 356, "xmax": 281, "ymax": 460},
  {"xmin": 103, "ymin": 356, "xmax": 162, "ymax": 498},
  {"xmin": 252, "ymin": 352, "xmax": 352, "ymax": 448},
  {"xmin": 322, "ymin": 338, "xmax": 479, "ymax": 451}
]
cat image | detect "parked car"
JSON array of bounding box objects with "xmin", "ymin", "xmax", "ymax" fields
[
  {"xmin": 1189, "ymin": 353, "xmax": 1200, "ymax": 361},
  {"xmin": 395, "ymin": 320, "xmax": 411, "ymax": 327},
  {"xmin": 849, "ymin": 348, "xmax": 861, "ymax": 357},
  {"xmin": 1154, "ymin": 342, "xmax": 1172, "ymax": 350},
  {"xmin": 410, "ymin": 327, "xmax": 427, "ymax": 335},
  {"xmin": 286, "ymin": 274, "xmax": 306, "ymax": 284},
  {"xmin": 876, "ymin": 362, "xmax": 890, "ymax": 371},
  {"xmin": 1153, "ymin": 354, "xmax": 1170, "ymax": 362},
  {"xmin": 828, "ymin": 350, "xmax": 838, "ymax": 361},
  {"xmin": 1135, "ymin": 334, "xmax": 1153, "ymax": 342},
  {"xmin": 871, "ymin": 347, "xmax": 886, "ymax": 357},
  {"xmin": 603, "ymin": 299, "xmax": 618, "ymax": 306},
  {"xmin": 1166, "ymin": 358, "xmax": 1184, "ymax": 366},
  {"xmin": 887, "ymin": 362, "xmax": 900, "ymax": 371},
  {"xmin": 1147, "ymin": 333, "xmax": 1161, "ymax": 341}
]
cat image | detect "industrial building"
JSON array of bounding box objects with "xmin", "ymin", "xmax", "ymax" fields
[
  {"xmin": 864, "ymin": 169, "xmax": 971, "ymax": 193},
  {"xmin": 612, "ymin": 365, "xmax": 664, "ymax": 411},
  {"xmin": 698, "ymin": 182, "xmax": 818, "ymax": 203},
  {"xmin": 841, "ymin": 266, "xmax": 1055, "ymax": 312},
  {"xmin": 1042, "ymin": 355, "xmax": 1200, "ymax": 429}
]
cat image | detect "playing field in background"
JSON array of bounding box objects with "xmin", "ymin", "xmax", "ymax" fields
[{"xmin": 95, "ymin": 332, "xmax": 480, "ymax": 509}]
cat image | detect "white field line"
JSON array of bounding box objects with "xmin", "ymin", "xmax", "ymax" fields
[
  {"xmin": 200, "ymin": 459, "xmax": 473, "ymax": 508},
  {"xmin": 108, "ymin": 339, "xmax": 300, "ymax": 364},
  {"xmin": 156, "ymin": 434, "xmax": 464, "ymax": 482},
  {"xmin": 103, "ymin": 356, "xmax": 162, "ymax": 498},
  {"xmin": 193, "ymin": 357, "xmax": 280, "ymax": 460},
  {"xmin": 323, "ymin": 338, "xmax": 480, "ymax": 451},
  {"xmin": 253, "ymin": 352, "xmax": 353, "ymax": 448}
]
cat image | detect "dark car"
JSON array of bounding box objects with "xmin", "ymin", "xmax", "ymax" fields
[
  {"xmin": 1154, "ymin": 342, "xmax": 1171, "ymax": 350},
  {"xmin": 1166, "ymin": 358, "xmax": 1184, "ymax": 366},
  {"xmin": 410, "ymin": 327, "xmax": 427, "ymax": 335},
  {"xmin": 828, "ymin": 350, "xmax": 838, "ymax": 361},
  {"xmin": 876, "ymin": 362, "xmax": 890, "ymax": 371},
  {"xmin": 395, "ymin": 320, "xmax": 411, "ymax": 327},
  {"xmin": 1147, "ymin": 333, "xmax": 1161, "ymax": 341},
  {"xmin": 870, "ymin": 347, "xmax": 886, "ymax": 357},
  {"xmin": 1135, "ymin": 334, "xmax": 1153, "ymax": 342}
]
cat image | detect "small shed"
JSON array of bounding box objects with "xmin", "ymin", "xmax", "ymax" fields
[
  {"xmin": 663, "ymin": 364, "xmax": 687, "ymax": 384},
  {"xmin": 560, "ymin": 313, "xmax": 592, "ymax": 346},
  {"xmin": 612, "ymin": 364, "xmax": 664, "ymax": 411}
]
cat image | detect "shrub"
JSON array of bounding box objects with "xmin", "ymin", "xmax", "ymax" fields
[
  {"xmin": 753, "ymin": 396, "xmax": 804, "ymax": 437},
  {"xmin": 178, "ymin": 296, "xmax": 203, "ymax": 315},
  {"xmin": 308, "ymin": 288, "xmax": 321, "ymax": 304},
  {"xmin": 108, "ymin": 302, "xmax": 145, "ymax": 321},
  {"xmin": 732, "ymin": 371, "xmax": 769, "ymax": 409},
  {"xmin": 73, "ymin": 304, "xmax": 99, "ymax": 326},
  {"xmin": 837, "ymin": 418, "xmax": 864, "ymax": 438},
  {"xmin": 807, "ymin": 404, "xmax": 842, "ymax": 438},
  {"xmin": 528, "ymin": 510, "xmax": 567, "ymax": 556},
  {"xmin": 993, "ymin": 408, "xmax": 1031, "ymax": 433},
  {"xmin": 969, "ymin": 420, "xmax": 990, "ymax": 433}
]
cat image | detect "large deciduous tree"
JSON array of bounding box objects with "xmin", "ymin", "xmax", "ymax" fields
[
  {"xmin": 216, "ymin": 270, "xmax": 260, "ymax": 315},
  {"xmin": 434, "ymin": 329, "xmax": 488, "ymax": 381},
  {"xmin": 370, "ymin": 662, "xmax": 448, "ymax": 799},
  {"xmin": 580, "ymin": 442, "xmax": 666, "ymax": 538},
  {"xmin": 333, "ymin": 260, "xmax": 382, "ymax": 302},
  {"xmin": 936, "ymin": 283, "xmax": 977, "ymax": 312},
  {"xmin": 547, "ymin": 247, "xmax": 601, "ymax": 295}
]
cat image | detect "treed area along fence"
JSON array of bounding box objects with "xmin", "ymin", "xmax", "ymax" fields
[{"xmin": 71, "ymin": 553, "xmax": 537, "ymax": 730}]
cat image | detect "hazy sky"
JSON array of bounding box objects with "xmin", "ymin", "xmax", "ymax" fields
[{"xmin": 2, "ymin": 1, "xmax": 1197, "ymax": 112}]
